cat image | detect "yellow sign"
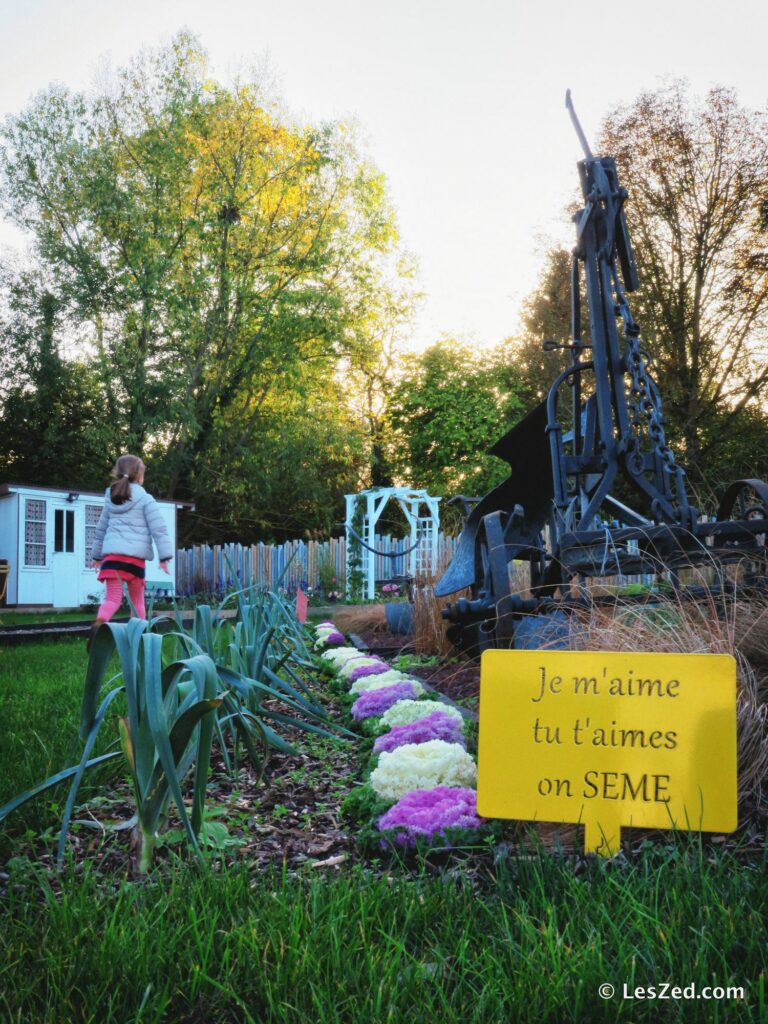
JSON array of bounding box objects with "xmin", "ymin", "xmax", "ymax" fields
[{"xmin": 478, "ymin": 650, "xmax": 737, "ymax": 855}]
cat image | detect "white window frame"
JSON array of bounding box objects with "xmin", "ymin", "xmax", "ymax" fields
[
  {"xmin": 24, "ymin": 498, "xmax": 48, "ymax": 568},
  {"xmin": 84, "ymin": 504, "xmax": 102, "ymax": 567}
]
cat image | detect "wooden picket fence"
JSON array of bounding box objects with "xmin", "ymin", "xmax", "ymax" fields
[{"xmin": 175, "ymin": 534, "xmax": 459, "ymax": 597}]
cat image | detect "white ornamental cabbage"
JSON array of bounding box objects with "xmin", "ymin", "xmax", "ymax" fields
[
  {"xmin": 379, "ymin": 699, "xmax": 464, "ymax": 731},
  {"xmin": 321, "ymin": 647, "xmax": 361, "ymax": 666},
  {"xmin": 332, "ymin": 652, "xmax": 370, "ymax": 669},
  {"xmin": 313, "ymin": 626, "xmax": 337, "ymax": 640},
  {"xmin": 350, "ymin": 675, "xmax": 425, "ymax": 697},
  {"xmin": 348, "ymin": 668, "xmax": 405, "ymax": 694},
  {"xmin": 370, "ymin": 740, "xmax": 477, "ymax": 802}
]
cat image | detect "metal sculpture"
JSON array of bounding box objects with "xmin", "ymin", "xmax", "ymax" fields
[{"xmin": 435, "ymin": 92, "xmax": 768, "ymax": 655}]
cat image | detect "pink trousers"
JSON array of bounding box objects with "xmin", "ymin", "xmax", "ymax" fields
[{"xmin": 97, "ymin": 577, "xmax": 146, "ymax": 621}]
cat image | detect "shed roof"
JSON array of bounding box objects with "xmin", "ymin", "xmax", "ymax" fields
[{"xmin": 0, "ymin": 482, "xmax": 195, "ymax": 510}]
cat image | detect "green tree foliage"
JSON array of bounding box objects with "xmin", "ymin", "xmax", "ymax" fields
[
  {"xmin": 508, "ymin": 247, "xmax": 575, "ymax": 405},
  {"xmin": 342, "ymin": 253, "xmax": 421, "ymax": 490},
  {"xmin": 199, "ymin": 365, "xmax": 365, "ymax": 540},
  {"xmin": 0, "ymin": 33, "xmax": 413, "ymax": 540},
  {"xmin": 388, "ymin": 339, "xmax": 524, "ymax": 503},
  {"xmin": 0, "ymin": 272, "xmax": 114, "ymax": 487}
]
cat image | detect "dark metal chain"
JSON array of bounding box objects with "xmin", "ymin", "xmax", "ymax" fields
[
  {"xmin": 625, "ymin": 333, "xmax": 678, "ymax": 471},
  {"xmin": 613, "ymin": 267, "xmax": 680, "ymax": 475}
]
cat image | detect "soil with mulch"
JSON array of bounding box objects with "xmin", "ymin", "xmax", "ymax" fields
[
  {"xmin": 406, "ymin": 661, "xmax": 480, "ymax": 705},
  {"xmin": 4, "ymin": 696, "xmax": 366, "ymax": 884}
]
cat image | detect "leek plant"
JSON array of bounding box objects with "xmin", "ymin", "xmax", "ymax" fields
[
  {"xmin": 1, "ymin": 585, "xmax": 347, "ymax": 872},
  {"xmin": 166, "ymin": 584, "xmax": 347, "ymax": 770},
  {"xmin": 0, "ymin": 619, "xmax": 224, "ymax": 873}
]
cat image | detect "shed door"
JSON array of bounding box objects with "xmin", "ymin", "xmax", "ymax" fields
[{"xmin": 51, "ymin": 505, "xmax": 78, "ymax": 607}]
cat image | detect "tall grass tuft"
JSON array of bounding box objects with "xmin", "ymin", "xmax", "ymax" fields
[{"xmin": 412, "ymin": 548, "xmax": 471, "ymax": 657}]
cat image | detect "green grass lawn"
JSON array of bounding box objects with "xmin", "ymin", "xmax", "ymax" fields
[
  {"xmin": 0, "ymin": 603, "xmax": 348, "ymax": 626},
  {"xmin": 1, "ymin": 639, "xmax": 767, "ymax": 1023},
  {"xmin": 0, "ymin": 608, "xmax": 171, "ymax": 626},
  {"xmin": 0, "ymin": 610, "xmax": 104, "ymax": 625},
  {"xmin": 0, "ymin": 605, "xmax": 222, "ymax": 626},
  {"xmin": 0, "ymin": 639, "xmax": 122, "ymax": 855},
  {"xmin": 3, "ymin": 850, "xmax": 766, "ymax": 1023}
]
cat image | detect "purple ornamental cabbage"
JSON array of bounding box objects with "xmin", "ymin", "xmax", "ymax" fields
[
  {"xmin": 324, "ymin": 631, "xmax": 345, "ymax": 646},
  {"xmin": 377, "ymin": 786, "xmax": 482, "ymax": 846},
  {"xmin": 351, "ymin": 682, "xmax": 420, "ymax": 720},
  {"xmin": 348, "ymin": 660, "xmax": 391, "ymax": 683},
  {"xmin": 372, "ymin": 709, "xmax": 465, "ymax": 754}
]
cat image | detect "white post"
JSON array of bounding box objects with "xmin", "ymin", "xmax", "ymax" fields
[
  {"xmin": 408, "ymin": 497, "xmax": 419, "ymax": 579},
  {"xmin": 428, "ymin": 495, "xmax": 441, "ymax": 574},
  {"xmin": 344, "ymin": 493, "xmax": 355, "ymax": 597},
  {"xmin": 366, "ymin": 490, "xmax": 376, "ymax": 601}
]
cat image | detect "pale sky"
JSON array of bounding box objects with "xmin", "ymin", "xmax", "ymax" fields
[{"xmin": 1, "ymin": 0, "xmax": 767, "ymax": 349}]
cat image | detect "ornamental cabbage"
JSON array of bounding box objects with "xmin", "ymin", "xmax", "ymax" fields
[
  {"xmin": 370, "ymin": 740, "xmax": 477, "ymax": 801},
  {"xmin": 377, "ymin": 786, "xmax": 482, "ymax": 845},
  {"xmin": 339, "ymin": 656, "xmax": 385, "ymax": 680},
  {"xmin": 373, "ymin": 709, "xmax": 465, "ymax": 753},
  {"xmin": 348, "ymin": 668, "xmax": 409, "ymax": 693},
  {"xmin": 347, "ymin": 661, "xmax": 391, "ymax": 683},
  {"xmin": 349, "ymin": 669, "xmax": 402, "ymax": 693},
  {"xmin": 350, "ymin": 682, "xmax": 422, "ymax": 720},
  {"xmin": 350, "ymin": 675, "xmax": 425, "ymax": 698},
  {"xmin": 314, "ymin": 632, "xmax": 345, "ymax": 649},
  {"xmin": 321, "ymin": 646, "xmax": 361, "ymax": 665},
  {"xmin": 379, "ymin": 699, "xmax": 464, "ymax": 731}
]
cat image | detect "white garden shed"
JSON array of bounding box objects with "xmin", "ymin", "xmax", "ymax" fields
[{"xmin": 0, "ymin": 483, "xmax": 191, "ymax": 608}]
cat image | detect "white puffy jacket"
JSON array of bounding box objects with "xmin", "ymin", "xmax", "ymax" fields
[{"xmin": 91, "ymin": 484, "xmax": 173, "ymax": 562}]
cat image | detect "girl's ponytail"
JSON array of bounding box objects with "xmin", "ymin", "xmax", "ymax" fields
[{"xmin": 110, "ymin": 454, "xmax": 144, "ymax": 505}]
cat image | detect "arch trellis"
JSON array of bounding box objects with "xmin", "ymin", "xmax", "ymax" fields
[{"xmin": 345, "ymin": 487, "xmax": 441, "ymax": 600}]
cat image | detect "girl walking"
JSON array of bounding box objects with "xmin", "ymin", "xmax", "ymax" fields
[{"xmin": 90, "ymin": 454, "xmax": 173, "ymax": 633}]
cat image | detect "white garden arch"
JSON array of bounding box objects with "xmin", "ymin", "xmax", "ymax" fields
[{"xmin": 344, "ymin": 487, "xmax": 441, "ymax": 601}]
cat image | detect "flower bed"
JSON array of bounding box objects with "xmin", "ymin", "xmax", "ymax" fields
[{"xmin": 313, "ymin": 626, "xmax": 486, "ymax": 852}]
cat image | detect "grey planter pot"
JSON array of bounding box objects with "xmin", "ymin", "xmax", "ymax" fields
[{"xmin": 384, "ymin": 602, "xmax": 413, "ymax": 636}]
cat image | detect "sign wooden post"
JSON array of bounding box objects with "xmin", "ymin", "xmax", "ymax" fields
[{"xmin": 478, "ymin": 651, "xmax": 737, "ymax": 855}]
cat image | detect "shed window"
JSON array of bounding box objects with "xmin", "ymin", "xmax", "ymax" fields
[
  {"xmin": 24, "ymin": 499, "xmax": 47, "ymax": 566},
  {"xmin": 54, "ymin": 509, "xmax": 75, "ymax": 553},
  {"xmin": 84, "ymin": 504, "xmax": 101, "ymax": 566}
]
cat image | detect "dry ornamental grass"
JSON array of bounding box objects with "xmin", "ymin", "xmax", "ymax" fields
[{"xmin": 571, "ymin": 591, "xmax": 768, "ymax": 815}]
